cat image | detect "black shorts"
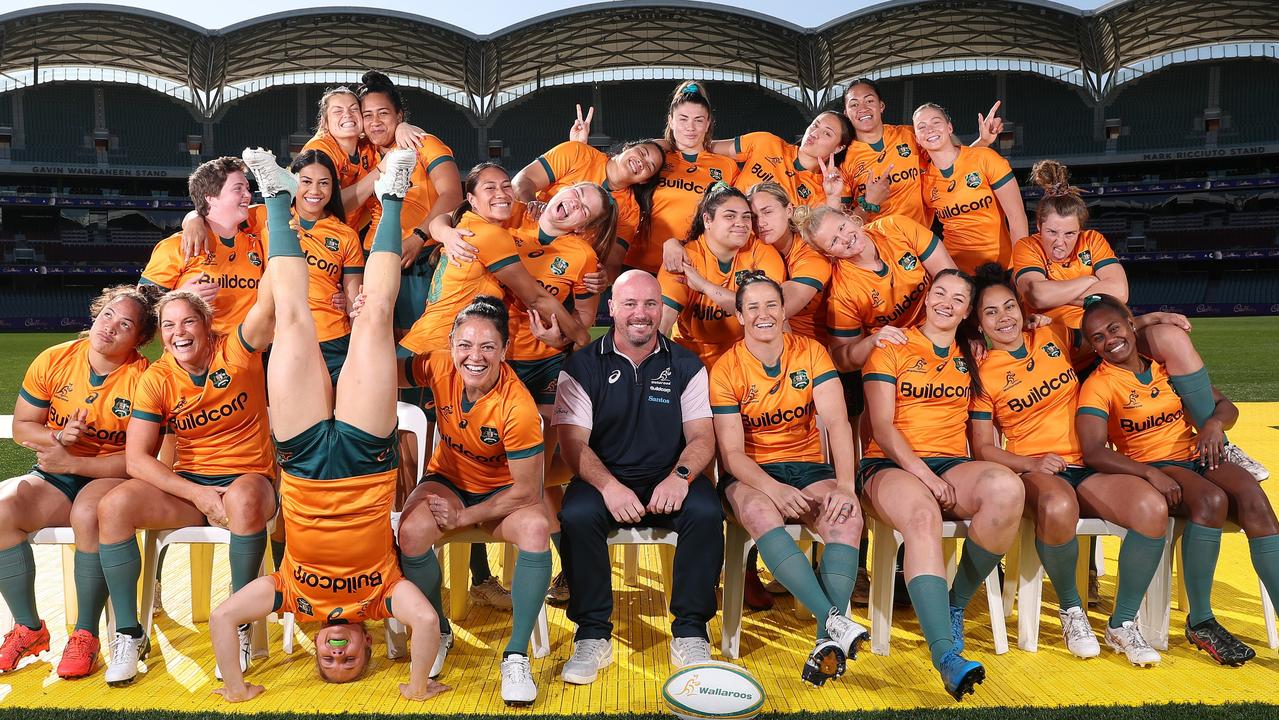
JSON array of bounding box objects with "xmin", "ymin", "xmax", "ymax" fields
[{"xmin": 856, "ymin": 456, "xmax": 971, "ymax": 493}]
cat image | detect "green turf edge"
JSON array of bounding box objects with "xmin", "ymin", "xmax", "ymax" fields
[{"xmin": 1, "ymin": 704, "xmax": 1275, "ymax": 720}]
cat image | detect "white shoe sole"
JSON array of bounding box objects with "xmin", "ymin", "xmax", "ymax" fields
[
  {"xmin": 1106, "ymin": 641, "xmax": 1159, "ymax": 667},
  {"xmin": 562, "ymin": 653, "xmax": 611, "ymax": 685}
]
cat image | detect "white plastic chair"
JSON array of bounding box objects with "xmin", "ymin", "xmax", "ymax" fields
[
  {"xmin": 1166, "ymin": 519, "xmax": 1277, "ymax": 651},
  {"xmin": 866, "ymin": 516, "xmax": 1009, "ymax": 656}
]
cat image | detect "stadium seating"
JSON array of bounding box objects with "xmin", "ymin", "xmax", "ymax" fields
[
  {"xmin": 1216, "ymin": 60, "xmax": 1279, "ymax": 146},
  {"xmin": 1003, "ymin": 74, "xmax": 1100, "ymax": 157},
  {"xmin": 398, "ymin": 88, "xmax": 480, "ymax": 171},
  {"xmin": 104, "ymin": 86, "xmax": 199, "ymax": 166},
  {"xmin": 1129, "ymin": 271, "xmax": 1209, "ymax": 306},
  {"xmin": 909, "ymin": 73, "xmax": 998, "ymax": 139},
  {"xmin": 693, "ymin": 83, "xmax": 806, "ymax": 141},
  {"xmin": 10, "ymin": 83, "xmax": 96, "ymax": 164},
  {"xmin": 489, "ymin": 85, "xmax": 595, "ymax": 170},
  {"xmin": 215, "ymin": 86, "xmax": 301, "ymax": 159},
  {"xmin": 1110, "ymin": 64, "xmax": 1211, "ymax": 152}
]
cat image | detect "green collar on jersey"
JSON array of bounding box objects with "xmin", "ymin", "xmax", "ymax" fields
[
  {"xmin": 681, "ymin": 152, "xmax": 699, "ymax": 163},
  {"xmin": 868, "ymin": 138, "xmax": 885, "ymax": 152},
  {"xmin": 298, "ymin": 217, "xmax": 318, "ymax": 231},
  {"xmin": 189, "ymin": 369, "xmax": 208, "ymax": 387},
  {"xmin": 932, "ymin": 343, "xmax": 950, "ymax": 358},
  {"xmin": 762, "ymin": 359, "xmax": 782, "ymax": 378},
  {"xmin": 218, "ymin": 235, "xmax": 235, "ymax": 248},
  {"xmin": 792, "ymin": 157, "xmax": 807, "ymax": 173},
  {"xmin": 87, "ymin": 365, "xmax": 109, "ymax": 387},
  {"xmin": 938, "ymin": 164, "xmax": 956, "ymax": 179},
  {"xmin": 1008, "ymin": 344, "xmax": 1029, "ymax": 360},
  {"xmin": 1134, "ymin": 364, "xmax": 1154, "ymax": 385},
  {"xmin": 538, "ymin": 229, "xmax": 557, "ymax": 246},
  {"xmin": 716, "ymin": 258, "xmax": 733, "ymax": 274}
]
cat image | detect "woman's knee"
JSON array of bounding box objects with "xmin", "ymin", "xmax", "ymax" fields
[
  {"xmin": 1187, "ymin": 484, "xmax": 1229, "ymax": 527},
  {"xmin": 96, "ymin": 485, "xmax": 141, "ymax": 531},
  {"xmin": 1230, "ymin": 484, "xmax": 1279, "ymax": 534},
  {"xmin": 899, "ymin": 501, "xmax": 942, "ymax": 541},
  {"xmin": 1033, "ymin": 485, "xmax": 1080, "ymax": 534},
  {"xmin": 1128, "ymin": 491, "xmax": 1170, "ymax": 538},
  {"xmin": 507, "ymin": 509, "xmax": 551, "ymax": 551},
  {"xmin": 397, "ymin": 502, "xmax": 442, "ymax": 554},
  {"xmin": 979, "ymin": 467, "xmax": 1026, "ymax": 518}
]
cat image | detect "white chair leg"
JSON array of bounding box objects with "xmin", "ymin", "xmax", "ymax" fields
[
  {"xmin": 984, "ymin": 570, "xmax": 1009, "ymax": 654},
  {"xmin": 1260, "ymin": 579, "xmax": 1278, "ymax": 650},
  {"xmin": 1139, "ymin": 520, "xmax": 1176, "ymax": 651},
  {"xmin": 139, "ymin": 531, "xmax": 160, "ymax": 638},
  {"xmin": 531, "ymin": 605, "xmax": 550, "ymax": 658},
  {"xmin": 385, "ymin": 617, "xmax": 408, "ymax": 659},
  {"xmin": 282, "ymin": 612, "xmax": 296, "ymax": 654},
  {"xmin": 868, "ymin": 519, "xmax": 897, "ymax": 656},
  {"xmin": 1016, "ymin": 527, "xmax": 1045, "ymax": 652},
  {"xmin": 1094, "ymin": 536, "xmax": 1106, "ymax": 577},
  {"xmin": 720, "ymin": 523, "xmax": 750, "ymax": 659}
]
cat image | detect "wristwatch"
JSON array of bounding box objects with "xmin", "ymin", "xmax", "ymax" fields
[{"xmin": 674, "ymin": 465, "xmax": 691, "ymax": 482}]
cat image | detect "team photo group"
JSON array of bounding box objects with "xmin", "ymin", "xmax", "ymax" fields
[{"xmin": 3, "ymin": 70, "xmax": 1277, "ymax": 709}]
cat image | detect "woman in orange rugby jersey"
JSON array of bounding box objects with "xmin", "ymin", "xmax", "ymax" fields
[
  {"xmin": 626, "ymin": 82, "xmax": 739, "ymax": 274},
  {"xmin": 1076, "ymin": 295, "xmax": 1279, "ymax": 667},
  {"xmin": 657, "ymin": 184, "xmax": 785, "ymax": 368},
  {"xmin": 743, "ymin": 183, "xmax": 833, "ymax": 341},
  {"xmin": 860, "ymin": 269, "xmax": 1024, "ymax": 701},
  {"xmin": 0, "ymin": 287, "xmax": 154, "ymax": 680},
  {"xmin": 397, "ymin": 296, "xmax": 551, "ymax": 707},
  {"xmin": 841, "ymin": 78, "xmax": 1002, "ymax": 224},
  {"xmin": 915, "ymin": 103, "xmax": 1027, "ymax": 275},
  {"xmin": 1013, "ymin": 160, "xmax": 1266, "ymax": 479},
  {"xmin": 711, "ymin": 276, "xmax": 869, "ymax": 686},
  {"xmin": 967, "ymin": 265, "xmax": 1170, "ymax": 662}
]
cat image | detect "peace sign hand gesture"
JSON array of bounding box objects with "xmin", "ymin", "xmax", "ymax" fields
[
  {"xmin": 570, "ymin": 104, "xmax": 594, "ymax": 143},
  {"xmin": 817, "ymin": 154, "xmax": 844, "ymax": 199},
  {"xmin": 977, "ymin": 100, "xmax": 1003, "ymax": 144}
]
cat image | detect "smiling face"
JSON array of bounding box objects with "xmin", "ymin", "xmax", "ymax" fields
[
  {"xmin": 736, "ymin": 281, "xmax": 783, "ymax": 344},
  {"xmin": 977, "ymin": 284, "xmax": 1024, "ymax": 350},
  {"xmin": 913, "ymin": 106, "xmax": 953, "ymax": 153},
  {"xmin": 314, "ymin": 624, "xmax": 372, "ymax": 684},
  {"xmin": 703, "ymin": 196, "xmax": 752, "ymax": 252},
  {"xmin": 1038, "ymin": 212, "xmax": 1082, "ymax": 262},
  {"xmin": 322, "ymin": 92, "xmax": 362, "ymax": 141},
  {"xmin": 614, "ymin": 143, "xmax": 662, "ymax": 186},
  {"xmin": 1083, "ymin": 305, "xmax": 1138, "ymax": 365},
  {"xmin": 450, "ymin": 318, "xmax": 506, "ymax": 392},
  {"xmin": 542, "ymin": 183, "xmax": 605, "ymax": 235},
  {"xmin": 844, "ymin": 83, "xmax": 885, "ymax": 134},
  {"xmin": 89, "ymin": 297, "xmax": 146, "ymax": 358},
  {"xmin": 467, "ymin": 167, "xmax": 515, "ymax": 223},
  {"xmin": 294, "ymin": 162, "xmax": 334, "ymax": 221},
  {"xmin": 206, "ymin": 170, "xmax": 251, "ymax": 226},
  {"xmin": 799, "ymin": 113, "xmax": 847, "ymax": 158},
  {"xmin": 808, "ymin": 212, "xmax": 868, "ymax": 261},
  {"xmin": 749, "ymin": 191, "xmax": 793, "ymax": 245},
  {"xmin": 159, "ymin": 298, "xmax": 211, "ymax": 368},
  {"xmin": 609, "ymin": 271, "xmax": 661, "ymax": 349},
  {"xmin": 668, "ymin": 100, "xmax": 711, "ymax": 152},
  {"xmin": 924, "ymin": 272, "xmax": 973, "ymax": 332},
  {"xmin": 359, "ymin": 90, "xmax": 401, "ymax": 149}
]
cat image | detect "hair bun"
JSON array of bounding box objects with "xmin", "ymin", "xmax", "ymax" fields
[
  {"xmin": 791, "ymin": 204, "xmax": 814, "ymax": 230},
  {"xmin": 1082, "ymin": 294, "xmax": 1102, "ymax": 308},
  {"xmin": 683, "ymin": 83, "xmax": 700, "ymax": 94},
  {"xmin": 360, "ymin": 70, "xmax": 393, "ymax": 90}
]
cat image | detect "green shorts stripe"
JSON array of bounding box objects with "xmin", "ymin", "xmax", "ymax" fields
[{"xmin": 1055, "ymin": 465, "xmax": 1096, "ymax": 489}]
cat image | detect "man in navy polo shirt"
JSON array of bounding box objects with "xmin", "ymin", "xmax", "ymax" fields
[{"xmin": 552, "ymin": 270, "xmax": 721, "ymax": 685}]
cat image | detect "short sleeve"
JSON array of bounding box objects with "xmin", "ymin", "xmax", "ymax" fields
[
  {"xmin": 139, "ymin": 235, "xmax": 185, "ymax": 290},
  {"xmin": 787, "ymin": 245, "xmax": 830, "ymax": 292},
  {"xmin": 680, "ymin": 367, "xmax": 712, "ymax": 421},
  {"xmin": 614, "ymin": 193, "xmax": 641, "ymax": 245},
  {"xmin": 538, "ymin": 141, "xmax": 591, "ymax": 186},
  {"xmin": 969, "ymin": 389, "xmax": 994, "ymax": 421},
  {"xmin": 472, "ymin": 224, "xmax": 521, "ymax": 274},
  {"xmin": 228, "ymin": 326, "xmax": 263, "ymax": 361},
  {"xmin": 658, "ymin": 267, "xmax": 690, "ymax": 312},
  {"xmin": 733, "ymin": 132, "xmax": 776, "ymax": 162},
  {"xmin": 807, "ymin": 341, "xmax": 839, "ymax": 386},
  {"xmin": 708, "ymin": 356, "xmax": 741, "ymax": 415},
  {"xmin": 861, "ymin": 342, "xmax": 899, "ymax": 386},
  {"xmin": 1088, "ymin": 232, "xmax": 1119, "ymax": 271},
  {"xmin": 573, "ymin": 251, "xmax": 600, "ymax": 299},
  {"xmin": 1012, "ymin": 237, "xmax": 1047, "ymax": 281},
  {"xmin": 503, "ymin": 389, "xmax": 545, "ymax": 459},
  {"xmin": 890, "ymin": 216, "xmax": 940, "ymax": 261},
  {"xmin": 18, "ymin": 347, "xmax": 56, "ymax": 408},
  {"xmin": 419, "ymin": 136, "xmax": 455, "ymax": 175},
  {"xmin": 981, "ymin": 148, "xmax": 1015, "ymax": 190},
  {"xmin": 755, "ymin": 243, "xmax": 786, "ymax": 282},
  {"xmin": 826, "ymin": 279, "xmax": 864, "ymax": 338},
  {"xmin": 341, "ymin": 229, "xmax": 365, "ymax": 272},
  {"xmin": 404, "ymin": 351, "xmax": 442, "ymax": 389},
  {"xmin": 130, "ymin": 368, "xmax": 169, "ymax": 424},
  {"xmin": 1076, "ymin": 376, "xmax": 1110, "ymax": 421},
  {"xmin": 552, "ymin": 370, "xmax": 593, "ymax": 429}
]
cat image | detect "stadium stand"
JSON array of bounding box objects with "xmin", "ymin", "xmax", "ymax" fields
[
  {"xmin": 105, "ymin": 85, "xmax": 199, "ymax": 166},
  {"xmin": 1218, "ymin": 59, "xmax": 1279, "ymax": 146},
  {"xmin": 214, "ymin": 86, "xmax": 301, "ymax": 159},
  {"xmin": 1110, "ymin": 63, "xmax": 1212, "ymax": 152},
  {"xmin": 489, "ymin": 85, "xmax": 595, "ymax": 168},
  {"xmin": 1004, "ymin": 75, "xmax": 1100, "ymax": 157},
  {"xmin": 10, "ymin": 83, "xmax": 96, "ymax": 164},
  {"xmin": 398, "ymin": 88, "xmax": 480, "ymax": 170}
]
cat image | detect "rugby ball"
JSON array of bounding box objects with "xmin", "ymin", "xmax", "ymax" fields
[{"xmin": 662, "ymin": 661, "xmax": 765, "ymax": 720}]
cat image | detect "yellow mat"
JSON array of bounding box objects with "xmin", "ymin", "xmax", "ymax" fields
[{"xmin": 3, "ymin": 404, "xmax": 1278, "ymax": 714}]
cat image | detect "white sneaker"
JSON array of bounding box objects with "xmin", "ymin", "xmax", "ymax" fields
[
  {"xmin": 241, "ymin": 147, "xmax": 297, "ymax": 198},
  {"xmin": 669, "ymin": 636, "xmax": 712, "ymax": 668},
  {"xmin": 1226, "ymin": 444, "xmax": 1269, "ymax": 481},
  {"xmin": 104, "ymin": 632, "xmax": 149, "ymax": 686},
  {"xmin": 824, "ymin": 609, "xmax": 871, "ymax": 662},
  {"xmin": 562, "ymin": 638, "xmax": 611, "ymax": 684},
  {"xmin": 215, "ymin": 624, "xmax": 252, "ymax": 680},
  {"xmin": 375, "ymin": 149, "xmax": 415, "ymax": 200},
  {"xmin": 500, "ymin": 653, "xmax": 537, "ymax": 706},
  {"xmin": 1105, "ymin": 620, "xmax": 1161, "ymax": 666},
  {"xmin": 430, "ymin": 631, "xmax": 453, "ymax": 678},
  {"xmin": 1059, "ymin": 606, "xmax": 1101, "ymax": 658},
  {"xmin": 470, "ymin": 577, "xmax": 513, "ymax": 610}
]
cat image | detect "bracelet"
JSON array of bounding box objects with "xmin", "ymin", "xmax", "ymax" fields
[
  {"xmin": 55, "ymin": 430, "xmax": 65, "ymax": 444},
  {"xmin": 412, "ymin": 227, "xmax": 429, "ymax": 242},
  {"xmin": 857, "ymin": 196, "xmax": 881, "ymax": 214}
]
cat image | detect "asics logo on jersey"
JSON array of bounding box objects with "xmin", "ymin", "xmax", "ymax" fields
[
  {"xmin": 1123, "ymin": 391, "xmax": 1143, "ymax": 409},
  {"xmin": 293, "ymin": 566, "xmax": 383, "ymax": 593},
  {"xmin": 965, "ymin": 171, "xmax": 981, "ymax": 188},
  {"xmin": 1006, "ymin": 369, "xmax": 1076, "ymax": 413},
  {"xmin": 946, "ymin": 180, "xmax": 956, "ymax": 193},
  {"xmin": 228, "ymin": 252, "xmax": 237, "ymax": 263},
  {"xmin": 768, "ymin": 379, "xmax": 782, "ymax": 395},
  {"xmin": 875, "ymin": 151, "xmax": 887, "ymax": 163},
  {"xmin": 111, "ymin": 397, "xmax": 131, "ymax": 418},
  {"xmin": 742, "ymin": 400, "xmax": 815, "ymax": 429},
  {"xmin": 1151, "ymin": 387, "xmax": 1160, "ymax": 398},
  {"xmin": 172, "ymin": 391, "xmax": 251, "ymax": 431},
  {"xmin": 1121, "ymin": 408, "xmax": 1184, "ymax": 434},
  {"xmin": 659, "ymin": 177, "xmax": 707, "ymax": 194},
  {"xmin": 608, "ymin": 370, "xmax": 622, "ymax": 384},
  {"xmin": 210, "ymin": 369, "xmax": 232, "ymax": 388},
  {"xmin": 899, "ymin": 381, "xmax": 969, "ymax": 399},
  {"xmin": 936, "ymin": 195, "xmax": 994, "ymax": 220}
]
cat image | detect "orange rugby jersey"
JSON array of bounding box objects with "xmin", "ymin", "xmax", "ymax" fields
[
  {"xmin": 303, "ymin": 133, "xmax": 381, "ymax": 235},
  {"xmin": 730, "ymin": 132, "xmax": 843, "ymax": 208},
  {"xmin": 921, "ymin": 145, "xmax": 1015, "ymax": 274},
  {"xmin": 970, "ymin": 323, "xmax": 1083, "ymax": 464},
  {"xmin": 140, "ymin": 230, "xmax": 265, "ymax": 336},
  {"xmin": 863, "ymin": 327, "xmax": 974, "ymax": 459},
  {"xmin": 629, "ymin": 150, "xmax": 739, "ymax": 273},
  {"xmin": 368, "ymin": 134, "xmax": 455, "ymax": 242},
  {"xmin": 826, "ymin": 215, "xmax": 941, "ymax": 340},
  {"xmin": 780, "ymin": 235, "xmax": 831, "ymax": 340},
  {"xmin": 1076, "ymin": 358, "xmax": 1198, "ymax": 464},
  {"xmin": 657, "ymin": 237, "xmax": 786, "ymax": 367},
  {"xmin": 840, "ymin": 124, "xmax": 930, "ymax": 226},
  {"xmin": 506, "ymin": 218, "xmax": 598, "ymax": 362},
  {"xmin": 273, "ymin": 453, "xmax": 401, "ymax": 623},
  {"xmin": 1012, "ymin": 230, "xmax": 1120, "ymax": 330},
  {"xmin": 536, "ymin": 141, "xmax": 642, "ymax": 249},
  {"xmin": 407, "ymin": 351, "xmax": 544, "ymax": 494},
  {"xmin": 709, "ymin": 334, "xmax": 839, "ymax": 465},
  {"xmin": 246, "ymin": 206, "xmax": 363, "ymax": 343},
  {"xmin": 131, "ymin": 328, "xmax": 273, "ymax": 477},
  {"xmin": 398, "ymin": 210, "xmax": 522, "ymax": 354},
  {"xmin": 19, "ymin": 338, "xmax": 150, "ymax": 459}
]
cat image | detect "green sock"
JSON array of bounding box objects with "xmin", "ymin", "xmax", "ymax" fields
[
  {"xmin": 907, "ymin": 574, "xmax": 954, "ymax": 669},
  {"xmin": 550, "ymin": 532, "xmax": 562, "ymax": 555},
  {"xmin": 1036, "ymin": 538, "xmax": 1082, "ymax": 610},
  {"xmin": 1109, "ymin": 529, "xmax": 1166, "ymax": 627},
  {"xmin": 949, "ymin": 540, "xmax": 1002, "ymax": 611},
  {"xmin": 817, "ymin": 543, "xmax": 860, "ymax": 615},
  {"xmin": 0, "ymin": 542, "xmax": 39, "ymax": 629},
  {"xmin": 264, "ymin": 192, "xmax": 302, "ymax": 258},
  {"xmin": 371, "ymin": 196, "xmax": 404, "ymax": 255},
  {"xmin": 99, "ymin": 539, "xmax": 142, "ymax": 633},
  {"xmin": 756, "ymin": 527, "xmax": 835, "ymax": 638},
  {"xmin": 72, "ymin": 551, "xmax": 109, "ymax": 637},
  {"xmin": 1169, "ymin": 368, "xmax": 1215, "ymax": 430},
  {"xmin": 229, "ymin": 530, "xmax": 267, "ymax": 592},
  {"xmin": 1248, "ymin": 535, "xmax": 1279, "ymax": 619},
  {"xmin": 400, "ymin": 550, "xmax": 450, "ymax": 635},
  {"xmin": 1182, "ymin": 522, "xmax": 1222, "ymax": 627},
  {"xmin": 271, "ymin": 539, "xmax": 286, "ymax": 572},
  {"xmin": 504, "ymin": 550, "xmax": 552, "ymax": 656}
]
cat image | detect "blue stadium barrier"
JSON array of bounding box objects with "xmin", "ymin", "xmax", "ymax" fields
[{"xmin": 1130, "ymin": 303, "xmax": 1279, "ymax": 318}]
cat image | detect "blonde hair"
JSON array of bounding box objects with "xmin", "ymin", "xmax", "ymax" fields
[
  {"xmin": 316, "ymin": 86, "xmax": 360, "ymax": 135},
  {"xmin": 1030, "ymin": 159, "xmax": 1089, "ymax": 228},
  {"xmin": 792, "ymin": 205, "xmax": 850, "ymax": 249},
  {"xmin": 154, "ymin": 289, "xmax": 217, "ymax": 340}
]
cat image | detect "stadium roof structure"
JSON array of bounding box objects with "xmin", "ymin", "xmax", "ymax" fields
[{"xmin": 0, "ymin": 0, "xmax": 1276, "ymax": 119}]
